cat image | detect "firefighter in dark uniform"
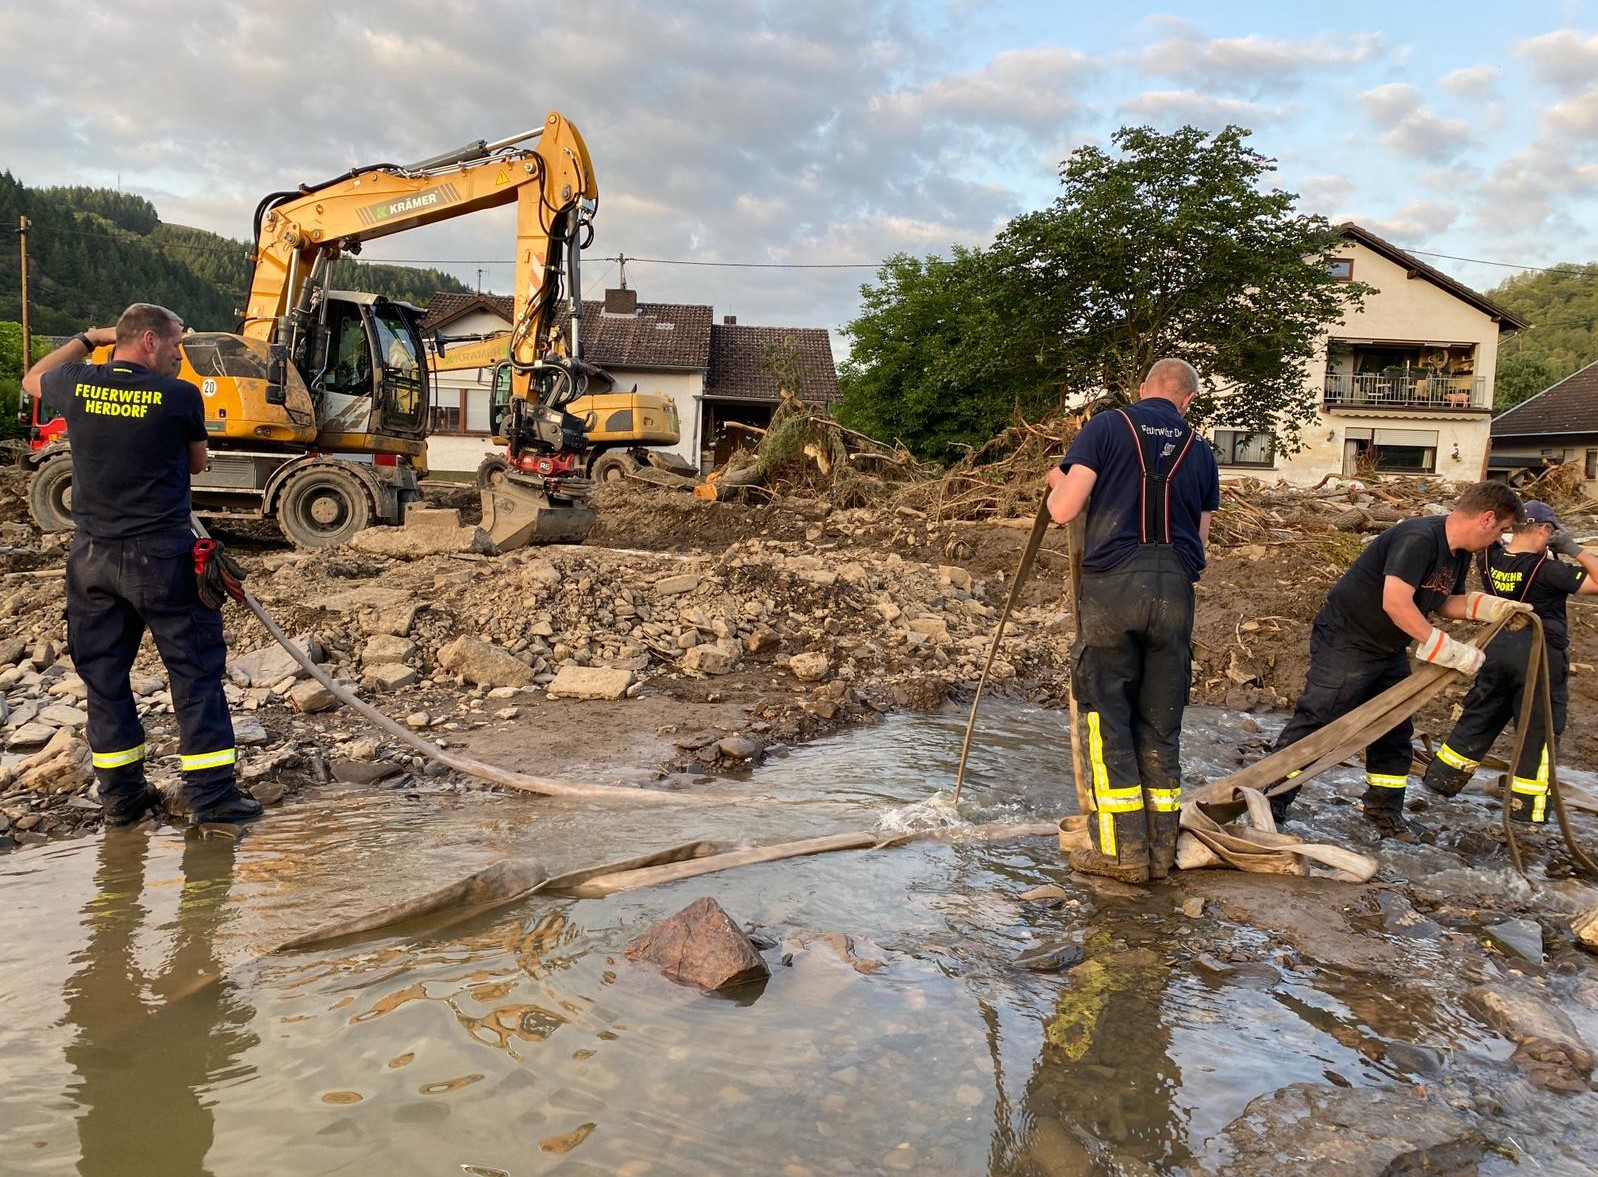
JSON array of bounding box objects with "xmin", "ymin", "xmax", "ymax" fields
[
  {"xmin": 1270, "ymin": 482, "xmax": 1526, "ymax": 839},
  {"xmin": 22, "ymin": 304, "xmax": 261, "ymax": 829},
  {"xmin": 1046, "ymin": 358, "xmax": 1221, "ymax": 883},
  {"xmin": 1423, "ymin": 501, "xmax": 1598, "ymax": 822}
]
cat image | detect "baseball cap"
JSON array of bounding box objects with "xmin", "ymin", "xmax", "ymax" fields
[{"xmin": 1523, "ymin": 501, "xmax": 1561, "ymax": 529}]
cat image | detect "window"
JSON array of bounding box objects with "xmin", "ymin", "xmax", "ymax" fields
[
  {"xmin": 431, "ymin": 401, "xmax": 463, "ymax": 433},
  {"xmin": 1371, "ymin": 427, "xmax": 1438, "ymax": 474},
  {"xmin": 465, "ymin": 387, "xmax": 493, "ymax": 434},
  {"xmin": 1587, "ymin": 450, "xmax": 1597, "ymax": 480},
  {"xmin": 1212, "ymin": 429, "xmax": 1274, "ymax": 467},
  {"xmin": 1328, "ymin": 258, "xmax": 1354, "ymax": 281}
]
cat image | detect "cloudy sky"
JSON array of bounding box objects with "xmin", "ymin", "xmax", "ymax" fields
[{"xmin": 3, "ymin": 1, "xmax": 1596, "ymax": 348}]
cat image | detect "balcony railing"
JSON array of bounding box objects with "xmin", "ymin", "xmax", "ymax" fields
[{"xmin": 1323, "ymin": 373, "xmax": 1490, "ymax": 411}]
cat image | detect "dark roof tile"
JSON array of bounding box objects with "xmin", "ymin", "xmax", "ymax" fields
[
  {"xmin": 1491, "ymin": 359, "xmax": 1598, "ymax": 437},
  {"xmin": 706, "ymin": 324, "xmax": 840, "ymax": 405}
]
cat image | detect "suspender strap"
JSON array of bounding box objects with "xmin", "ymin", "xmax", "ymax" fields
[{"xmin": 1115, "ymin": 407, "xmax": 1196, "ymax": 545}]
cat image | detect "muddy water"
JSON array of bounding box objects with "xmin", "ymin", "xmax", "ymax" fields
[{"xmin": 1, "ymin": 704, "xmax": 1594, "ymax": 1175}]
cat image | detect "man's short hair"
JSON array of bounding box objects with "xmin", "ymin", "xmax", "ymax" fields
[
  {"xmin": 115, "ymin": 303, "xmax": 180, "ymax": 346},
  {"xmin": 1454, "ymin": 480, "xmax": 1523, "ymax": 524},
  {"xmin": 1145, "ymin": 357, "xmax": 1199, "ymax": 398}
]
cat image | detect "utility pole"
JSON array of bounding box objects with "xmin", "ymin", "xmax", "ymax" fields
[
  {"xmin": 476, "ymin": 267, "xmax": 484, "ymax": 293},
  {"xmin": 18, "ymin": 216, "xmax": 31, "ymax": 376}
]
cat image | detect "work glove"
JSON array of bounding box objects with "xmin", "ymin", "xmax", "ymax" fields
[
  {"xmin": 1550, "ymin": 532, "xmax": 1585, "ymax": 558},
  {"xmin": 1416, "ymin": 627, "xmax": 1485, "ymax": 676},
  {"xmin": 193, "ymin": 538, "xmax": 248, "ymax": 609},
  {"xmin": 1463, "ymin": 591, "xmax": 1533, "ymax": 625}
]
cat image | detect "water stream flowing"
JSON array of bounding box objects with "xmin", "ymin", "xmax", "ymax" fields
[{"xmin": 2, "ymin": 703, "xmax": 1595, "ymax": 1175}]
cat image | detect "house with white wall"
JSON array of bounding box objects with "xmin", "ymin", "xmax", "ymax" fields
[
  {"xmin": 418, "ymin": 286, "xmax": 838, "ymax": 477},
  {"xmin": 1214, "ymin": 224, "xmax": 1527, "ymax": 486}
]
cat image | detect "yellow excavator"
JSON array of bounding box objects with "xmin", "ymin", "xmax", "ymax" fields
[
  {"xmin": 27, "ymin": 111, "xmax": 607, "ymax": 548},
  {"xmin": 428, "ymin": 333, "xmax": 692, "ymax": 487}
]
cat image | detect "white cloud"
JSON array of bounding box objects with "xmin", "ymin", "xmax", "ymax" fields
[
  {"xmin": 1438, "ymin": 64, "xmax": 1499, "ymax": 99},
  {"xmin": 1516, "ymin": 29, "xmax": 1598, "ymax": 94},
  {"xmin": 1118, "ymin": 90, "xmax": 1280, "ymax": 128},
  {"xmin": 1294, "ymin": 174, "xmax": 1355, "ymax": 216},
  {"xmin": 1353, "ymin": 200, "xmax": 1459, "ymax": 242},
  {"xmin": 1137, "ymin": 22, "xmax": 1383, "ymax": 93},
  {"xmin": 1359, "ymin": 83, "xmax": 1471, "ymax": 162}
]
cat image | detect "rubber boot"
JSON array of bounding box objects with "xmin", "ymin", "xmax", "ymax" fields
[
  {"xmin": 1146, "ymin": 811, "xmax": 1180, "ymax": 880},
  {"xmin": 1069, "ymin": 809, "xmax": 1150, "ymax": 884},
  {"xmin": 1421, "ymin": 757, "xmax": 1473, "ymax": 799},
  {"xmin": 104, "ymin": 784, "xmax": 164, "ymax": 828},
  {"xmin": 1361, "ymin": 787, "xmax": 1430, "ymax": 842},
  {"xmin": 190, "ymin": 794, "xmax": 263, "ymax": 839}
]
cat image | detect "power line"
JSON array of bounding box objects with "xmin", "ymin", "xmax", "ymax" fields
[{"xmin": 1400, "ymin": 248, "xmax": 1595, "ymax": 277}]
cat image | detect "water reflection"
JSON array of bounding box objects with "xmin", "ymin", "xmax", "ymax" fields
[
  {"xmin": 1004, "ymin": 925, "xmax": 1188, "ymax": 1174},
  {"xmin": 62, "ymin": 833, "xmax": 256, "ymax": 1177}
]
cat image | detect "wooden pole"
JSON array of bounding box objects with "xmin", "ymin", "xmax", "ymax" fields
[
  {"xmin": 18, "ymin": 216, "xmax": 32, "ymax": 377},
  {"xmin": 1064, "ymin": 514, "xmax": 1090, "ymax": 817}
]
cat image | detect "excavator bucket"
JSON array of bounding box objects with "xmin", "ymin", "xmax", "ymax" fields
[{"xmin": 481, "ymin": 477, "xmax": 596, "ymax": 549}]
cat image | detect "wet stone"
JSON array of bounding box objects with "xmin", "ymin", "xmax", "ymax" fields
[
  {"xmin": 331, "ymin": 760, "xmax": 404, "ymax": 785},
  {"xmin": 1484, "ymin": 918, "xmax": 1544, "ymax": 964},
  {"xmin": 1220, "ymin": 1082, "xmax": 1488, "ymax": 1176},
  {"xmin": 1014, "ymin": 938, "xmax": 1084, "ymax": 972},
  {"xmin": 624, "ymin": 896, "xmax": 770, "ymax": 991}
]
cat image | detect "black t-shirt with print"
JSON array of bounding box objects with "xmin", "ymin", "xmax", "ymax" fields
[
  {"xmin": 40, "ymin": 360, "xmax": 207, "ymax": 539},
  {"xmin": 1317, "ymin": 516, "xmax": 1470, "ymax": 654},
  {"xmin": 1477, "ymin": 543, "xmax": 1588, "ymax": 651}
]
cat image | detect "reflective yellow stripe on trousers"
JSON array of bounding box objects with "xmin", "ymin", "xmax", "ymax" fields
[
  {"xmin": 180, "ymin": 748, "xmax": 237, "ymax": 772},
  {"xmin": 1511, "ymin": 744, "xmax": 1551, "ymax": 821},
  {"xmin": 1087, "ymin": 712, "xmax": 1142, "ymax": 855},
  {"xmin": 1365, "ymin": 773, "xmax": 1408, "ymax": 790},
  {"xmin": 1434, "ymin": 744, "xmax": 1479, "ymax": 772},
  {"xmin": 1145, "ymin": 787, "xmax": 1181, "ymax": 813},
  {"xmin": 91, "ymin": 743, "xmax": 146, "ymax": 770}
]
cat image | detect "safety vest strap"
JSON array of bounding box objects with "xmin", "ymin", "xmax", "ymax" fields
[{"xmin": 1115, "ymin": 408, "xmax": 1196, "ymax": 545}]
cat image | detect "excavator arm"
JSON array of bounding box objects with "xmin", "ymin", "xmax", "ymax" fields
[{"xmin": 243, "ymin": 111, "xmax": 600, "ymax": 444}]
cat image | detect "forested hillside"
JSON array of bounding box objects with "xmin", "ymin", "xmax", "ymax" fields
[
  {"xmin": 1489, "ymin": 263, "xmax": 1598, "ymax": 412},
  {"xmin": 0, "ymin": 174, "xmax": 470, "ymax": 335}
]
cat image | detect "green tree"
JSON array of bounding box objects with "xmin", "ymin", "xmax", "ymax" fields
[
  {"xmin": 1491, "ymin": 262, "xmax": 1598, "ymax": 387},
  {"xmin": 839, "ymin": 125, "xmax": 1366, "ymax": 461},
  {"xmin": 1493, "ymin": 351, "xmax": 1559, "ymax": 414}
]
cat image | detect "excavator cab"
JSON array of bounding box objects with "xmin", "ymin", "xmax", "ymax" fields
[{"xmin": 305, "ymin": 292, "xmax": 431, "ymax": 449}]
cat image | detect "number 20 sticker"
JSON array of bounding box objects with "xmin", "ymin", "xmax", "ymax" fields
[{"xmin": 202, "ymin": 379, "xmax": 218, "ymax": 397}]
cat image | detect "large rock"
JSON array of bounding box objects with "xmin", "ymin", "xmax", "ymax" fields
[
  {"xmin": 1483, "ymin": 918, "xmax": 1543, "ymax": 964},
  {"xmin": 624, "ymin": 896, "xmax": 770, "ymax": 991},
  {"xmin": 361, "ymin": 634, "xmax": 417, "ymax": 666},
  {"xmin": 1220, "ymin": 1083, "xmax": 1487, "ymax": 1176},
  {"xmin": 288, "ymin": 680, "xmax": 337, "ymax": 714},
  {"xmin": 682, "ymin": 642, "xmax": 740, "ymax": 675},
  {"xmin": 546, "ymin": 665, "xmax": 633, "ymax": 701},
  {"xmin": 789, "ymin": 652, "xmax": 830, "ymax": 682},
  {"xmin": 1465, "ymin": 983, "xmax": 1595, "ymax": 1092},
  {"xmin": 437, "ymin": 635, "xmax": 536, "ymax": 688},
  {"xmin": 228, "ymin": 635, "xmax": 320, "ymax": 688},
  {"xmin": 1572, "ymin": 904, "xmax": 1598, "ymax": 955},
  {"xmin": 363, "ymin": 663, "xmax": 418, "ymax": 692},
  {"xmin": 38, "ymin": 704, "xmax": 88, "ymax": 728},
  {"xmin": 6, "ymin": 723, "xmax": 55, "ymax": 750},
  {"xmin": 653, "ymin": 573, "xmax": 701, "ymax": 597},
  {"xmin": 349, "ymin": 506, "xmax": 493, "ymax": 558}
]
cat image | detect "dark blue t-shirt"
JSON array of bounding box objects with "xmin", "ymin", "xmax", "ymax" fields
[
  {"xmin": 40, "ymin": 360, "xmax": 206, "ymax": 539},
  {"xmin": 1317, "ymin": 516, "xmax": 1469, "ymax": 654},
  {"xmin": 1060, "ymin": 399, "xmax": 1221, "ymax": 580}
]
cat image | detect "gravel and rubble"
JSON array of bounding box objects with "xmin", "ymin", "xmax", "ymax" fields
[{"xmin": 4, "ymin": 457, "xmax": 1598, "ymax": 854}]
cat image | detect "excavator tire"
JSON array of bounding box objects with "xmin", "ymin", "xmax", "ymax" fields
[
  {"xmin": 589, "ymin": 451, "xmax": 638, "ymax": 483},
  {"xmin": 277, "ymin": 465, "xmax": 372, "ymax": 549},
  {"xmin": 28, "ymin": 455, "xmax": 75, "ymax": 532},
  {"xmin": 475, "ymin": 453, "xmax": 512, "ymax": 492}
]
